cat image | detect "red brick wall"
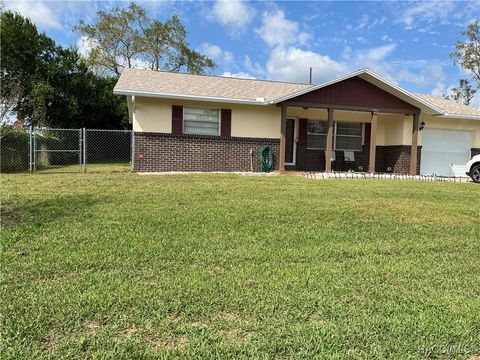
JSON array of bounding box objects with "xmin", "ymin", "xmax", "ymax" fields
[
  {"xmin": 293, "ymin": 145, "xmax": 421, "ymax": 174},
  {"xmin": 376, "ymin": 145, "xmax": 422, "ymax": 174},
  {"xmin": 133, "ymin": 132, "xmax": 280, "ymax": 172}
]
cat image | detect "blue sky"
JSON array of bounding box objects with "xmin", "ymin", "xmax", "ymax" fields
[{"xmin": 4, "ymin": 0, "xmax": 480, "ymax": 106}]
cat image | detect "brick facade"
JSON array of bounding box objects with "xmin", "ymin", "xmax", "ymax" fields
[
  {"xmin": 134, "ymin": 131, "xmax": 421, "ymax": 174},
  {"xmin": 376, "ymin": 145, "xmax": 422, "ymax": 174},
  {"xmin": 472, "ymin": 148, "xmax": 480, "ymax": 158},
  {"xmin": 133, "ymin": 132, "xmax": 280, "ymax": 172},
  {"xmin": 292, "ymin": 144, "xmax": 421, "ymax": 174}
]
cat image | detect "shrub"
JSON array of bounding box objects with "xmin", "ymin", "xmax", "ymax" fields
[{"xmin": 0, "ymin": 127, "xmax": 29, "ymax": 173}]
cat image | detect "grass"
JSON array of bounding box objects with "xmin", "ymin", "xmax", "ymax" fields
[
  {"xmin": 34, "ymin": 162, "xmax": 131, "ymax": 173},
  {"xmin": 1, "ymin": 173, "xmax": 479, "ymax": 359}
]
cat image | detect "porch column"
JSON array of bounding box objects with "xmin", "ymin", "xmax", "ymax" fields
[
  {"xmin": 279, "ymin": 104, "xmax": 287, "ymax": 171},
  {"xmin": 410, "ymin": 113, "xmax": 420, "ymax": 175},
  {"xmin": 368, "ymin": 112, "xmax": 378, "ymax": 173},
  {"xmin": 325, "ymin": 108, "xmax": 334, "ymax": 172}
]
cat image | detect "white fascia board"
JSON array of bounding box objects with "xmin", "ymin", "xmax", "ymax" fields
[
  {"xmin": 113, "ymin": 89, "xmax": 271, "ymax": 106},
  {"xmin": 435, "ymin": 113, "xmax": 480, "ymax": 121}
]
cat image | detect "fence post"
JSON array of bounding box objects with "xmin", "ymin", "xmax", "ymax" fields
[
  {"xmin": 130, "ymin": 129, "xmax": 134, "ymax": 172},
  {"xmin": 33, "ymin": 127, "xmax": 36, "ymax": 171},
  {"xmin": 82, "ymin": 128, "xmax": 87, "ymax": 173},
  {"xmin": 29, "ymin": 125, "xmax": 33, "ymax": 172}
]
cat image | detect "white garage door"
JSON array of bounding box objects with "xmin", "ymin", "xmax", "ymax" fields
[{"xmin": 420, "ymin": 129, "xmax": 472, "ymax": 177}]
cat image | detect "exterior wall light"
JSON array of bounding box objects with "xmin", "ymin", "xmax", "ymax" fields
[{"xmin": 419, "ymin": 121, "xmax": 425, "ymax": 131}]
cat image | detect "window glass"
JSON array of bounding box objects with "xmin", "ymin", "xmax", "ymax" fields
[
  {"xmin": 307, "ymin": 120, "xmax": 327, "ymax": 149},
  {"xmin": 335, "ymin": 122, "xmax": 363, "ymax": 151},
  {"xmin": 184, "ymin": 108, "xmax": 220, "ymax": 135},
  {"xmin": 307, "ymin": 120, "xmax": 363, "ymax": 151}
]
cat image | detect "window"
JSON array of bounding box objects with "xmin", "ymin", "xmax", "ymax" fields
[
  {"xmin": 183, "ymin": 107, "xmax": 220, "ymax": 136},
  {"xmin": 307, "ymin": 120, "xmax": 363, "ymax": 151},
  {"xmin": 335, "ymin": 122, "xmax": 363, "ymax": 151},
  {"xmin": 307, "ymin": 120, "xmax": 327, "ymax": 149}
]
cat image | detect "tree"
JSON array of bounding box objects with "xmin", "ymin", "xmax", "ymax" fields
[
  {"xmin": 0, "ymin": 11, "xmax": 39, "ymax": 124},
  {"xmin": 1, "ymin": 10, "xmax": 129, "ymax": 129},
  {"xmin": 443, "ymin": 79, "xmax": 477, "ymax": 106},
  {"xmin": 451, "ymin": 20, "xmax": 480, "ymax": 85},
  {"xmin": 73, "ymin": 2, "xmax": 215, "ymax": 76}
]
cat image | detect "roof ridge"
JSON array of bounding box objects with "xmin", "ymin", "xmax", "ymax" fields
[{"xmin": 123, "ymin": 68, "xmax": 313, "ymax": 87}]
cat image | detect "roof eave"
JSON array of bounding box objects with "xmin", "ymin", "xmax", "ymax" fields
[
  {"xmin": 113, "ymin": 88, "xmax": 271, "ymax": 106},
  {"xmin": 435, "ymin": 113, "xmax": 480, "ymax": 121}
]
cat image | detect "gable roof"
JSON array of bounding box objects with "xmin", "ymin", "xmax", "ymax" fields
[
  {"xmin": 114, "ymin": 68, "xmax": 312, "ymax": 105},
  {"xmin": 114, "ymin": 68, "xmax": 480, "ymax": 119},
  {"xmin": 273, "ymin": 68, "xmax": 444, "ymax": 115}
]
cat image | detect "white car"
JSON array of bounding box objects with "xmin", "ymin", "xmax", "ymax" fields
[{"xmin": 465, "ymin": 155, "xmax": 480, "ymax": 183}]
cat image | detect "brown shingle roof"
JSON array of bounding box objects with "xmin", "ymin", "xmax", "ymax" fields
[
  {"xmin": 114, "ymin": 69, "xmax": 480, "ymax": 118},
  {"xmin": 415, "ymin": 93, "xmax": 480, "ymax": 117},
  {"xmin": 114, "ymin": 69, "xmax": 312, "ymax": 102}
]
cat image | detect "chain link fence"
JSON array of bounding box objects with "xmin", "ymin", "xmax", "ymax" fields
[
  {"xmin": 34, "ymin": 128, "xmax": 82, "ymax": 172},
  {"xmin": 84, "ymin": 129, "xmax": 131, "ymax": 173},
  {"xmin": 0, "ymin": 126, "xmax": 132, "ymax": 173}
]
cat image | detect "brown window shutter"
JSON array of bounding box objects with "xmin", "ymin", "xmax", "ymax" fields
[
  {"xmin": 221, "ymin": 109, "xmax": 232, "ymax": 137},
  {"xmin": 172, "ymin": 105, "xmax": 183, "ymax": 133},
  {"xmin": 364, "ymin": 122, "xmax": 371, "ymax": 146},
  {"xmin": 299, "ymin": 118, "xmax": 308, "ymax": 145}
]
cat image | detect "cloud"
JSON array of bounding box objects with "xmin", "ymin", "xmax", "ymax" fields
[
  {"xmin": 199, "ymin": 43, "xmax": 235, "ymax": 65},
  {"xmin": 252, "ymin": 8, "xmax": 400, "ymax": 85},
  {"xmin": 199, "ymin": 43, "xmax": 223, "ymax": 60},
  {"xmin": 256, "ymin": 9, "xmax": 311, "ymax": 48},
  {"xmin": 358, "ymin": 43, "xmax": 397, "ymax": 62},
  {"xmin": 211, "ymin": 0, "xmax": 256, "ymax": 34},
  {"xmin": 397, "ymin": 1, "xmax": 457, "ymax": 28},
  {"xmin": 265, "ymin": 47, "xmax": 348, "ymax": 84},
  {"xmin": 5, "ymin": 0, "xmax": 62, "ymax": 29},
  {"xmin": 381, "ymin": 34, "xmax": 393, "ymax": 42},
  {"xmin": 356, "ymin": 14, "xmax": 369, "ymax": 30},
  {"xmin": 223, "ymin": 51, "xmax": 234, "ymax": 64},
  {"xmin": 394, "ymin": 61, "xmax": 448, "ymax": 97},
  {"xmin": 244, "ymin": 55, "xmax": 266, "ymax": 76},
  {"xmin": 76, "ymin": 35, "xmax": 96, "ymax": 57},
  {"xmin": 221, "ymin": 71, "xmax": 256, "ymax": 79}
]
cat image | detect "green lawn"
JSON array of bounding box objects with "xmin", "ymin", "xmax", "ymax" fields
[{"xmin": 1, "ymin": 173, "xmax": 479, "ymax": 359}]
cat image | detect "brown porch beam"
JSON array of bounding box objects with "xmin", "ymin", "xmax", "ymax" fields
[
  {"xmin": 368, "ymin": 112, "xmax": 378, "ymax": 173},
  {"xmin": 282, "ymin": 102, "xmax": 420, "ymax": 115},
  {"xmin": 410, "ymin": 113, "xmax": 420, "ymax": 175},
  {"xmin": 325, "ymin": 108, "xmax": 334, "ymax": 172},
  {"xmin": 279, "ymin": 104, "xmax": 287, "ymax": 171}
]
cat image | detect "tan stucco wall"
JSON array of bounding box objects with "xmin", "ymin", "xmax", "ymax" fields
[
  {"xmin": 133, "ymin": 97, "xmax": 280, "ymax": 139},
  {"xmin": 419, "ymin": 115, "xmax": 480, "ymax": 147},
  {"xmin": 132, "ymin": 97, "xmax": 480, "ymax": 147},
  {"xmin": 133, "ymin": 97, "xmax": 172, "ymax": 133},
  {"xmin": 379, "ymin": 114, "xmax": 480, "ymax": 147},
  {"xmin": 232, "ymin": 105, "xmax": 280, "ymax": 138}
]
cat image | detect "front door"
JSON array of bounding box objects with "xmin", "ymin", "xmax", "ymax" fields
[{"xmin": 285, "ymin": 118, "xmax": 296, "ymax": 165}]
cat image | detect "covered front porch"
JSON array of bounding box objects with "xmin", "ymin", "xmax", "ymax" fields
[
  {"xmin": 279, "ymin": 107, "xmax": 421, "ymax": 175},
  {"xmin": 275, "ymin": 71, "xmax": 440, "ymax": 175}
]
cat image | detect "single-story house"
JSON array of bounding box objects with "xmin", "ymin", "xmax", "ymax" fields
[{"xmin": 114, "ymin": 68, "xmax": 480, "ymax": 176}]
